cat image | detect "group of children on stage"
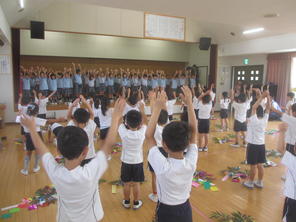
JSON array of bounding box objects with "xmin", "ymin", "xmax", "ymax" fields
[
  {"xmin": 16, "ymin": 76, "xmax": 296, "ymax": 221},
  {"xmin": 20, "ymin": 64, "xmax": 198, "ymax": 103}
]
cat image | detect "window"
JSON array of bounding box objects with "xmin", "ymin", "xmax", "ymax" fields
[{"xmin": 291, "ymin": 57, "xmax": 296, "ymax": 92}]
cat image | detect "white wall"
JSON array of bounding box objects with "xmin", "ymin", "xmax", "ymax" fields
[
  {"xmin": 0, "ymin": 4, "xmax": 11, "ymax": 43},
  {"xmin": 20, "ymin": 30, "xmax": 194, "ymax": 62},
  {"xmin": 15, "ymin": 1, "xmax": 204, "ymax": 43},
  {"xmin": 0, "ymin": 44, "xmax": 15, "ymax": 122},
  {"xmin": 188, "ymin": 44, "xmax": 210, "ymax": 67}
]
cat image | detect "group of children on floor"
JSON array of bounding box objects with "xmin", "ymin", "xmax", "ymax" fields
[
  {"xmin": 16, "ymin": 78, "xmax": 296, "ymax": 222},
  {"xmin": 20, "ymin": 64, "xmax": 198, "ymax": 103}
]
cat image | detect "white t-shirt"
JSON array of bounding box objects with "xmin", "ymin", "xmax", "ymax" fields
[
  {"xmin": 118, "ymin": 124, "xmax": 147, "ymax": 164},
  {"xmin": 16, "ymin": 116, "xmax": 47, "ymax": 133},
  {"xmin": 35, "ymin": 97, "xmax": 49, "ymax": 114},
  {"xmin": 246, "ymin": 114, "xmax": 269, "ymax": 145},
  {"xmin": 67, "ymin": 119, "xmax": 97, "ymax": 159},
  {"xmin": 210, "ymin": 91, "xmax": 216, "ymax": 102},
  {"xmin": 18, "ymin": 104, "xmax": 28, "ymax": 114},
  {"xmin": 88, "ymin": 79, "xmax": 95, "ymax": 87},
  {"xmin": 220, "ymin": 98, "xmax": 231, "ymax": 110},
  {"xmin": 96, "ymin": 108, "xmax": 113, "ymax": 130},
  {"xmin": 198, "ymin": 102, "xmax": 212, "ymax": 119},
  {"xmin": 232, "ymin": 101, "xmax": 250, "ymax": 123},
  {"xmin": 166, "ymin": 99, "xmax": 176, "ymax": 116},
  {"xmin": 260, "ymin": 97, "xmax": 268, "ymax": 110},
  {"xmin": 42, "ymin": 151, "xmax": 108, "ymax": 222},
  {"xmin": 192, "ymin": 97, "xmax": 200, "ymax": 110},
  {"xmin": 286, "ymin": 100, "xmax": 295, "ymax": 113},
  {"xmin": 154, "ymin": 124, "xmax": 164, "ymax": 147},
  {"xmin": 148, "ymin": 144, "xmax": 198, "ymax": 205},
  {"xmin": 123, "ymin": 103, "xmax": 140, "ymax": 116},
  {"xmin": 281, "ymin": 113, "xmax": 296, "ymax": 145},
  {"xmin": 281, "ymin": 151, "xmax": 296, "ymax": 200}
]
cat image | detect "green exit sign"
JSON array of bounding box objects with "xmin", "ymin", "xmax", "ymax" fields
[{"xmin": 243, "ymin": 58, "xmax": 249, "ymax": 65}]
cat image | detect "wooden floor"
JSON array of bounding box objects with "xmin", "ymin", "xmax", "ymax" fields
[{"xmin": 0, "ymin": 117, "xmax": 286, "ymax": 222}]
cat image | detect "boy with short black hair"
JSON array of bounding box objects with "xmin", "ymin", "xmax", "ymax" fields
[
  {"xmin": 20, "ymin": 98, "xmax": 126, "ymax": 222},
  {"xmin": 119, "ymin": 102, "xmax": 147, "ymax": 210},
  {"xmin": 243, "ymin": 91, "xmax": 271, "ymax": 189},
  {"xmin": 146, "ymin": 86, "xmax": 198, "ymax": 222}
]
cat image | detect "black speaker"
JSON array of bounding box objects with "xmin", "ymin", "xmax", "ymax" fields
[
  {"xmin": 30, "ymin": 21, "xmax": 45, "ymax": 39},
  {"xmin": 199, "ymin": 37, "xmax": 211, "ymax": 50}
]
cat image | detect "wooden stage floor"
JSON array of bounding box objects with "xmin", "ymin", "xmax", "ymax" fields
[{"xmin": 0, "ymin": 117, "xmax": 285, "ymax": 222}]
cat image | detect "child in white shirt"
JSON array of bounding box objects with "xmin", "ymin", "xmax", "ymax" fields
[
  {"xmin": 119, "ymin": 103, "xmax": 147, "ymax": 210},
  {"xmin": 219, "ymin": 91, "xmax": 231, "ymax": 131},
  {"xmin": 33, "ymin": 90, "xmax": 56, "ymax": 119},
  {"xmin": 277, "ymin": 123, "xmax": 296, "ymax": 222},
  {"xmin": 17, "ymin": 93, "xmax": 31, "ymax": 149},
  {"xmin": 197, "ymin": 90, "xmax": 212, "ymax": 152},
  {"xmin": 20, "ymin": 97, "xmax": 126, "ymax": 222},
  {"xmin": 165, "ymin": 88, "xmax": 176, "ymax": 121},
  {"xmin": 286, "ymin": 92, "xmax": 295, "ymax": 114},
  {"xmin": 230, "ymin": 91, "xmax": 251, "ymax": 148},
  {"xmin": 67, "ymin": 95, "xmax": 97, "ymax": 165},
  {"xmin": 147, "ymin": 109, "xmax": 169, "ymax": 203},
  {"xmin": 17, "ymin": 103, "xmax": 47, "ymax": 175},
  {"xmin": 243, "ymin": 92, "xmax": 271, "ymax": 189},
  {"xmin": 146, "ymin": 86, "xmax": 198, "ymax": 222}
]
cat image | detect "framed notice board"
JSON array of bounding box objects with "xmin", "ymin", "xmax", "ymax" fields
[{"xmin": 144, "ymin": 13, "xmax": 185, "ymax": 41}]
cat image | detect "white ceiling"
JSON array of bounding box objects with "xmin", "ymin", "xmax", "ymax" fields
[{"xmin": 1, "ymin": 0, "xmax": 296, "ymax": 44}]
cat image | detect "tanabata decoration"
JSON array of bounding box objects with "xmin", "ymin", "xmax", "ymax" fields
[
  {"xmin": 0, "ymin": 186, "xmax": 57, "ymax": 219},
  {"xmin": 266, "ymin": 149, "xmax": 282, "ymax": 158},
  {"xmin": 265, "ymin": 129, "xmax": 279, "ymax": 135},
  {"xmin": 213, "ymin": 136, "xmax": 234, "ymax": 144},
  {"xmin": 210, "ymin": 211, "xmax": 255, "ymax": 222},
  {"xmin": 221, "ymin": 166, "xmax": 248, "ymax": 183},
  {"xmin": 109, "ymin": 180, "xmax": 124, "ymax": 186},
  {"xmin": 14, "ymin": 138, "xmax": 23, "ymax": 145},
  {"xmin": 111, "ymin": 143, "xmax": 122, "ymax": 154},
  {"xmin": 192, "ymin": 170, "xmax": 219, "ymax": 191}
]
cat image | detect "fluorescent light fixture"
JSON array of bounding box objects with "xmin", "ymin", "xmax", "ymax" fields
[
  {"xmin": 19, "ymin": 0, "xmax": 25, "ymax": 10},
  {"xmin": 243, "ymin": 27, "xmax": 264, "ymax": 35}
]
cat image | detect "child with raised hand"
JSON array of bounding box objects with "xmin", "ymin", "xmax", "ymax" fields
[
  {"xmin": 33, "ymin": 90, "xmax": 56, "ymax": 119},
  {"xmin": 243, "ymin": 91, "xmax": 271, "ymax": 189},
  {"xmin": 119, "ymin": 101, "xmax": 147, "ymax": 210},
  {"xmin": 67, "ymin": 95, "xmax": 97, "ymax": 165},
  {"xmin": 219, "ymin": 91, "xmax": 231, "ymax": 131},
  {"xmin": 146, "ymin": 86, "xmax": 198, "ymax": 222},
  {"xmin": 20, "ymin": 97, "xmax": 125, "ymax": 222},
  {"xmin": 197, "ymin": 90, "xmax": 212, "ymax": 152}
]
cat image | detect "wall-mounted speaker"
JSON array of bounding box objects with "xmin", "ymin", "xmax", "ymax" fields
[
  {"xmin": 199, "ymin": 37, "xmax": 211, "ymax": 50},
  {"xmin": 30, "ymin": 21, "xmax": 45, "ymax": 39}
]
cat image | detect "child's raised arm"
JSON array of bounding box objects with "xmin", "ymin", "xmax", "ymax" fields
[
  {"xmin": 251, "ymin": 91, "xmax": 267, "ymax": 116},
  {"xmin": 277, "ymin": 123, "xmax": 288, "ymax": 154},
  {"xmin": 67, "ymin": 98, "xmax": 80, "ymax": 120},
  {"xmin": 180, "ymin": 86, "xmax": 197, "ymax": 144},
  {"xmin": 145, "ymin": 91, "xmax": 167, "ymax": 149},
  {"xmin": 80, "ymin": 95, "xmax": 94, "ymax": 120}
]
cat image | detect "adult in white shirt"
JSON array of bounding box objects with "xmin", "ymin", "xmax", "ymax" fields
[
  {"xmin": 146, "ymin": 87, "xmax": 198, "ymax": 222},
  {"xmin": 118, "ymin": 103, "xmax": 147, "ymax": 210},
  {"xmin": 277, "ymin": 123, "xmax": 296, "ymax": 222},
  {"xmin": 33, "ymin": 90, "xmax": 56, "ymax": 119},
  {"xmin": 243, "ymin": 92, "xmax": 270, "ymax": 189},
  {"xmin": 67, "ymin": 96, "xmax": 97, "ymax": 163},
  {"xmin": 20, "ymin": 98, "xmax": 126, "ymax": 222}
]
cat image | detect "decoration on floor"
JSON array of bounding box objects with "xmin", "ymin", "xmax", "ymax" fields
[
  {"xmin": 14, "ymin": 138, "xmax": 23, "ymax": 145},
  {"xmin": 109, "ymin": 180, "xmax": 124, "ymax": 186},
  {"xmin": 0, "ymin": 185, "xmax": 57, "ymax": 220},
  {"xmin": 213, "ymin": 136, "xmax": 234, "ymax": 144},
  {"xmin": 192, "ymin": 170, "xmax": 219, "ymax": 191},
  {"xmin": 265, "ymin": 129, "xmax": 279, "ymax": 135},
  {"xmin": 210, "ymin": 211, "xmax": 255, "ymax": 222},
  {"xmin": 266, "ymin": 149, "xmax": 282, "ymax": 158},
  {"xmin": 99, "ymin": 179, "xmax": 107, "ymax": 184},
  {"xmin": 221, "ymin": 166, "xmax": 248, "ymax": 183},
  {"xmin": 111, "ymin": 143, "xmax": 122, "ymax": 154}
]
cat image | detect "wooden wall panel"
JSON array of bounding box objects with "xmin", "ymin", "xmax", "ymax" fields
[{"xmin": 20, "ymin": 55, "xmax": 187, "ymax": 75}]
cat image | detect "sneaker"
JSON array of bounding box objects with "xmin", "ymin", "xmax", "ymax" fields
[
  {"xmin": 198, "ymin": 147, "xmax": 203, "ymax": 152},
  {"xmin": 243, "ymin": 181, "xmax": 254, "ymax": 189},
  {"xmin": 33, "ymin": 166, "xmax": 40, "ymax": 173},
  {"xmin": 107, "ymin": 155, "xmax": 112, "ymax": 161},
  {"xmin": 148, "ymin": 193, "xmax": 158, "ymax": 203},
  {"xmin": 243, "ymin": 143, "xmax": 248, "ymax": 148},
  {"xmin": 133, "ymin": 200, "xmax": 143, "ymax": 210},
  {"xmin": 230, "ymin": 144, "xmax": 240, "ymax": 148},
  {"xmin": 122, "ymin": 200, "xmax": 131, "ymax": 209},
  {"xmin": 254, "ymin": 180, "xmax": 264, "ymax": 188},
  {"xmin": 203, "ymin": 147, "xmax": 208, "ymax": 152},
  {"xmin": 20, "ymin": 169, "xmax": 28, "ymax": 175}
]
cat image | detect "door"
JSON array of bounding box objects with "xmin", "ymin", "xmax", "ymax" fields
[{"xmin": 232, "ymin": 65, "xmax": 264, "ymax": 88}]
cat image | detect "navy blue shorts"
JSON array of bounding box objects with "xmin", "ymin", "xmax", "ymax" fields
[{"xmin": 157, "ymin": 199, "xmax": 192, "ymax": 222}]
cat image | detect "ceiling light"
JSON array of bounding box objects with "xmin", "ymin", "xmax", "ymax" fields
[
  {"xmin": 243, "ymin": 27, "xmax": 264, "ymax": 35},
  {"xmin": 18, "ymin": 0, "xmax": 25, "ymax": 12},
  {"xmin": 264, "ymin": 13, "xmax": 279, "ymax": 18}
]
